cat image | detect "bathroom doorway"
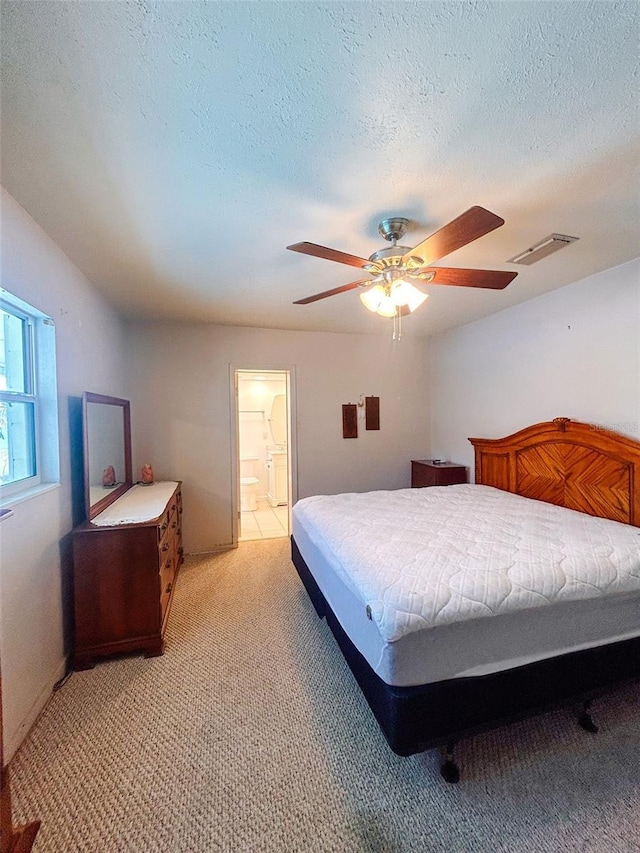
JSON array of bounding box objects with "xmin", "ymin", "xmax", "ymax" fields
[{"xmin": 233, "ymin": 369, "xmax": 293, "ymax": 542}]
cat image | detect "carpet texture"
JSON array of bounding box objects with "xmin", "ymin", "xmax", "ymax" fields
[{"xmin": 11, "ymin": 539, "xmax": 640, "ymax": 852}]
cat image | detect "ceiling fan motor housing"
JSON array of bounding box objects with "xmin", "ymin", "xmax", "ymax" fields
[
  {"xmin": 368, "ymin": 244, "xmax": 425, "ymax": 270},
  {"xmin": 378, "ymin": 217, "xmax": 410, "ymax": 243}
]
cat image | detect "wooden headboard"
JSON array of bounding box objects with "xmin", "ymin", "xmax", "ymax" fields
[{"xmin": 469, "ymin": 418, "xmax": 640, "ymax": 527}]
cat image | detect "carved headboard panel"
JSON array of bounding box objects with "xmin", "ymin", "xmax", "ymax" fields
[{"xmin": 469, "ymin": 418, "xmax": 640, "ymax": 527}]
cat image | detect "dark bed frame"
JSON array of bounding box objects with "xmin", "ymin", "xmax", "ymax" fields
[{"xmin": 291, "ymin": 418, "xmax": 640, "ymax": 781}]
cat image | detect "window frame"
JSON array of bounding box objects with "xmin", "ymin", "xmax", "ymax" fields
[{"xmin": 0, "ymin": 291, "xmax": 53, "ymax": 500}]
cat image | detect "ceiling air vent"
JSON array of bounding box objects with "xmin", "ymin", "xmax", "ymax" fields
[{"xmin": 507, "ymin": 234, "xmax": 579, "ymax": 265}]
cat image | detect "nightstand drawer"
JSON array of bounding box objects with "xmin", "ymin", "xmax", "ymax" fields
[{"xmin": 411, "ymin": 460, "xmax": 467, "ymax": 487}]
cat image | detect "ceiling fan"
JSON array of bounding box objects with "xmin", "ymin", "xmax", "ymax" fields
[{"xmin": 287, "ymin": 206, "xmax": 518, "ymax": 326}]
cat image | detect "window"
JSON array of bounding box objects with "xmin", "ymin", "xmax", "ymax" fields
[{"xmin": 0, "ymin": 289, "xmax": 58, "ymax": 500}]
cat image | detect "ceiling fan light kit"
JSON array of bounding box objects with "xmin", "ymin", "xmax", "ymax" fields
[
  {"xmin": 360, "ymin": 281, "xmax": 428, "ymax": 316},
  {"xmin": 288, "ymin": 206, "xmax": 518, "ymax": 337},
  {"xmin": 390, "ymin": 280, "xmax": 429, "ymax": 311}
]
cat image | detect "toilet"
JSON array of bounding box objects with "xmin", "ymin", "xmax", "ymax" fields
[{"xmin": 240, "ymin": 456, "xmax": 260, "ymax": 512}]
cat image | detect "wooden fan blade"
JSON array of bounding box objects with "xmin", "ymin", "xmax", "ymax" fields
[
  {"xmin": 293, "ymin": 280, "xmax": 371, "ymax": 304},
  {"xmin": 417, "ymin": 267, "xmax": 517, "ymax": 290},
  {"xmin": 287, "ymin": 242, "xmax": 376, "ymax": 270},
  {"xmin": 403, "ymin": 206, "xmax": 505, "ymax": 266}
]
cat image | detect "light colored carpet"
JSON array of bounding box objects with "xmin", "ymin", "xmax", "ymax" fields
[{"xmin": 11, "ymin": 539, "xmax": 640, "ymax": 852}]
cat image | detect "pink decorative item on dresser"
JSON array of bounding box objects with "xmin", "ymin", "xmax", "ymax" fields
[
  {"xmin": 141, "ymin": 463, "xmax": 154, "ymax": 484},
  {"xmin": 102, "ymin": 465, "xmax": 116, "ymax": 487}
]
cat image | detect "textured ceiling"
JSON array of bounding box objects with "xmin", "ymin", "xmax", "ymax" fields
[{"xmin": 1, "ymin": 1, "xmax": 638, "ymax": 337}]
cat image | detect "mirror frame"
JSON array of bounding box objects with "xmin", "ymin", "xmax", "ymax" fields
[{"xmin": 82, "ymin": 392, "xmax": 132, "ymax": 521}]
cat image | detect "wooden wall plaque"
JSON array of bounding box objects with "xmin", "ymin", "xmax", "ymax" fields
[
  {"xmin": 365, "ymin": 396, "xmax": 380, "ymax": 430},
  {"xmin": 342, "ymin": 404, "xmax": 358, "ymax": 439}
]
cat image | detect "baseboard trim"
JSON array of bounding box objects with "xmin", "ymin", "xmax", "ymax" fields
[
  {"xmin": 6, "ymin": 656, "xmax": 68, "ymax": 763},
  {"xmin": 188, "ymin": 544, "xmax": 236, "ymax": 554}
]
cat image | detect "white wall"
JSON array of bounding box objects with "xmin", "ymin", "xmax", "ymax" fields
[
  {"xmin": 429, "ymin": 259, "xmax": 640, "ymax": 472},
  {"xmin": 127, "ymin": 322, "xmax": 431, "ymax": 553},
  {"xmin": 0, "ymin": 189, "xmax": 128, "ymax": 760}
]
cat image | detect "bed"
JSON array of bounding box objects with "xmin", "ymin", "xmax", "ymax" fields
[{"xmin": 290, "ymin": 418, "xmax": 640, "ymax": 781}]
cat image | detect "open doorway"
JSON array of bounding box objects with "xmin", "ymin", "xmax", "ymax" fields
[{"xmin": 234, "ymin": 369, "xmax": 292, "ymax": 542}]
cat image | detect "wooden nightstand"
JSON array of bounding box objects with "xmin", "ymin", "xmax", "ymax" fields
[{"xmin": 411, "ymin": 460, "xmax": 467, "ymax": 488}]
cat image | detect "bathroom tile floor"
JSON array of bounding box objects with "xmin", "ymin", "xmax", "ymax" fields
[{"xmin": 239, "ymin": 499, "xmax": 289, "ymax": 541}]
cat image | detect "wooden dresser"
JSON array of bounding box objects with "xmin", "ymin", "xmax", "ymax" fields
[
  {"xmin": 72, "ymin": 482, "xmax": 183, "ymax": 670},
  {"xmin": 411, "ymin": 460, "xmax": 467, "ymax": 488}
]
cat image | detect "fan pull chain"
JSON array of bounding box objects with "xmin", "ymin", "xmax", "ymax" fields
[{"xmin": 393, "ymin": 307, "xmax": 403, "ymax": 341}]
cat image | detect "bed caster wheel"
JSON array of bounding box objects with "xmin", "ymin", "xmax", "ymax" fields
[
  {"xmin": 440, "ymin": 759, "xmax": 461, "ymax": 784},
  {"xmin": 578, "ymin": 701, "xmax": 599, "ymax": 734},
  {"xmin": 578, "ymin": 712, "xmax": 599, "ymax": 734},
  {"xmin": 440, "ymin": 743, "xmax": 460, "ymax": 783}
]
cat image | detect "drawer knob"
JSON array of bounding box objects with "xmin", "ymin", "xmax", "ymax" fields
[
  {"xmin": 161, "ymin": 542, "xmax": 170, "ymax": 552},
  {"xmin": 165, "ymin": 582, "xmax": 172, "ymax": 594}
]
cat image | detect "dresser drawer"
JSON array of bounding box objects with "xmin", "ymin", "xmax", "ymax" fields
[
  {"xmin": 159, "ymin": 531, "xmax": 173, "ymax": 560},
  {"xmin": 160, "ymin": 554, "xmax": 176, "ymax": 621},
  {"xmin": 158, "ymin": 501, "xmax": 176, "ymax": 540}
]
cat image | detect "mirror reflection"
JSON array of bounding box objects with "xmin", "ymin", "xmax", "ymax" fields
[
  {"xmin": 86, "ymin": 402, "xmax": 126, "ymax": 504},
  {"xmin": 82, "ymin": 392, "xmax": 132, "ymax": 520}
]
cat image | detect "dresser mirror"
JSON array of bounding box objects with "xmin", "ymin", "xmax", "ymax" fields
[{"xmin": 83, "ymin": 392, "xmax": 132, "ymax": 520}]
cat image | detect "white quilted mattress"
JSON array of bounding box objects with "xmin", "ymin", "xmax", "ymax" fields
[{"xmin": 292, "ymin": 485, "xmax": 640, "ymax": 686}]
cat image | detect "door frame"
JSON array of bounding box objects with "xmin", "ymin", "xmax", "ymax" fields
[{"xmin": 229, "ymin": 364, "xmax": 297, "ymax": 546}]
